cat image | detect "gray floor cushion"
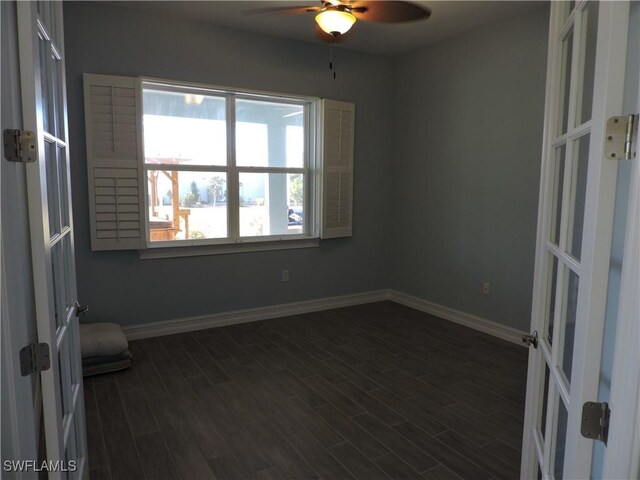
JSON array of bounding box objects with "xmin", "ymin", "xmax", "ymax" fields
[
  {"xmin": 80, "ymin": 322, "xmax": 128, "ymax": 358},
  {"xmin": 82, "ymin": 350, "xmax": 132, "ymax": 377},
  {"xmin": 80, "ymin": 322, "xmax": 132, "ymax": 377}
]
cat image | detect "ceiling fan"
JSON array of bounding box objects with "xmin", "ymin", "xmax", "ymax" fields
[{"xmin": 251, "ymin": 1, "xmax": 431, "ymax": 39}]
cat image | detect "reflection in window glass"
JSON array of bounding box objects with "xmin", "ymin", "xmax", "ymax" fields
[
  {"xmin": 578, "ymin": 2, "xmax": 599, "ymax": 125},
  {"xmin": 569, "ymin": 135, "xmax": 590, "ymax": 260},
  {"xmin": 46, "ymin": 141, "xmax": 60, "ymax": 237},
  {"xmin": 551, "ymin": 146, "xmax": 566, "ymax": 245},
  {"xmin": 554, "ymin": 398, "xmax": 569, "ymax": 479},
  {"xmin": 541, "ymin": 365, "xmax": 551, "ymax": 439},
  {"xmin": 51, "ymin": 241, "xmax": 64, "ymax": 329},
  {"xmin": 51, "ymin": 53, "xmax": 65, "ymax": 140},
  {"xmin": 62, "ymin": 235, "xmax": 73, "ymax": 311},
  {"xmin": 562, "ymin": 270, "xmax": 579, "ymax": 383},
  {"xmin": 558, "ymin": 28, "xmax": 574, "ymax": 136},
  {"xmin": 65, "ymin": 415, "xmax": 78, "ymax": 467},
  {"xmin": 39, "ymin": 35, "xmax": 51, "ymax": 134},
  {"xmin": 546, "ymin": 256, "xmax": 559, "ymax": 346},
  {"xmin": 58, "ymin": 146, "xmax": 70, "ymax": 229}
]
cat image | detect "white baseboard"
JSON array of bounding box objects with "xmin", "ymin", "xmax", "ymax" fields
[
  {"xmin": 122, "ymin": 290, "xmax": 391, "ymax": 340},
  {"xmin": 388, "ymin": 290, "xmax": 527, "ymax": 346},
  {"xmin": 123, "ymin": 288, "xmax": 526, "ymax": 347}
]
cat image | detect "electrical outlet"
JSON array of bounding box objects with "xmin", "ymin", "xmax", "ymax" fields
[
  {"xmin": 282, "ymin": 270, "xmax": 290, "ymax": 282},
  {"xmin": 483, "ymin": 282, "xmax": 490, "ymax": 295}
]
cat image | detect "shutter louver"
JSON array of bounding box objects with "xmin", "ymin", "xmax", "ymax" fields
[
  {"xmin": 321, "ymin": 100, "xmax": 355, "ymax": 239},
  {"xmin": 83, "ymin": 74, "xmax": 144, "ymax": 250}
]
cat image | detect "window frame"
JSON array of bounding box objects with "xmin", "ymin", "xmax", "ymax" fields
[{"xmin": 140, "ymin": 77, "xmax": 319, "ymax": 249}]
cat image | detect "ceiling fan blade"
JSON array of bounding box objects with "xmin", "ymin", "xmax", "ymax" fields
[
  {"xmin": 350, "ymin": 1, "xmax": 431, "ymax": 23},
  {"xmin": 244, "ymin": 5, "xmax": 321, "ymax": 17}
]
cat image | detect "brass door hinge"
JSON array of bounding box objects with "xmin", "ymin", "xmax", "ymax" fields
[
  {"xmin": 19, "ymin": 343, "xmax": 50, "ymax": 376},
  {"xmin": 3, "ymin": 129, "xmax": 36, "ymax": 163},
  {"xmin": 605, "ymin": 114, "xmax": 638, "ymax": 160},
  {"xmin": 581, "ymin": 401, "xmax": 610, "ymax": 446}
]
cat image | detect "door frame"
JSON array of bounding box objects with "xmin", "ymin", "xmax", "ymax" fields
[
  {"xmin": 521, "ymin": 2, "xmax": 630, "ymax": 478},
  {"xmin": 602, "ymin": 78, "xmax": 640, "ymax": 480},
  {"xmin": 1, "ymin": 0, "xmax": 39, "ymax": 472}
]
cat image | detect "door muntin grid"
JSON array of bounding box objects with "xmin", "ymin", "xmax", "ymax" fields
[{"xmin": 536, "ymin": 2, "xmax": 600, "ymax": 478}]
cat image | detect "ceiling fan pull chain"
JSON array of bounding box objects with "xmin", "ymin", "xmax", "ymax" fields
[{"xmin": 329, "ymin": 47, "xmax": 336, "ymax": 80}]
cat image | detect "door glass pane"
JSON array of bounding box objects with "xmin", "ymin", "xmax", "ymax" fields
[
  {"xmin": 67, "ymin": 413, "xmax": 79, "ymax": 465},
  {"xmin": 68, "ymin": 316, "xmax": 81, "ymax": 387},
  {"xmin": 38, "ymin": 1, "xmax": 54, "ymax": 39},
  {"xmin": 577, "ymin": 2, "xmax": 599, "ymax": 125},
  {"xmin": 239, "ymin": 173, "xmax": 305, "ymax": 237},
  {"xmin": 51, "ymin": 53, "xmax": 65, "ymax": 140},
  {"xmin": 147, "ymin": 170, "xmax": 227, "ymax": 241},
  {"xmin": 546, "ymin": 256, "xmax": 559, "ymax": 346},
  {"xmin": 62, "ymin": 234, "xmax": 73, "ymax": 311},
  {"xmin": 553, "ymin": 398, "xmax": 569, "ymax": 479},
  {"xmin": 559, "ymin": 2, "xmax": 573, "ymax": 24},
  {"xmin": 551, "ymin": 145, "xmax": 566, "ymax": 245},
  {"xmin": 58, "ymin": 146, "xmax": 70, "ymax": 228},
  {"xmin": 568, "ymin": 134, "xmax": 590, "ymax": 260},
  {"xmin": 49, "ymin": 1, "xmax": 58, "ymax": 42},
  {"xmin": 558, "ymin": 28, "xmax": 574, "ymax": 136},
  {"xmin": 562, "ymin": 270, "xmax": 580, "ymax": 382},
  {"xmin": 45, "ymin": 141, "xmax": 60, "ymax": 236},
  {"xmin": 541, "ymin": 365, "xmax": 551, "ymax": 439},
  {"xmin": 59, "ymin": 338, "xmax": 73, "ymax": 416},
  {"xmin": 38, "ymin": 35, "xmax": 53, "ymax": 134},
  {"xmin": 143, "ymin": 89, "xmax": 227, "ymax": 166},
  {"xmin": 51, "ymin": 240, "xmax": 66, "ymax": 330},
  {"xmin": 236, "ymin": 99, "xmax": 305, "ymax": 168}
]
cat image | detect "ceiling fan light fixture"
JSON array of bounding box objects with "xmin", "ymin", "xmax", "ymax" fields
[{"xmin": 315, "ymin": 9, "xmax": 356, "ymax": 36}]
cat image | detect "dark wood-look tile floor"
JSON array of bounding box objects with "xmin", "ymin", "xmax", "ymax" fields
[{"xmin": 85, "ymin": 301, "xmax": 528, "ymax": 480}]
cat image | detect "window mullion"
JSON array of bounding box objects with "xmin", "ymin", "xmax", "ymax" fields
[{"xmin": 227, "ymin": 95, "xmax": 240, "ymax": 242}]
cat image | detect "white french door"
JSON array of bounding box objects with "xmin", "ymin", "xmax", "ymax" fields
[
  {"xmin": 521, "ymin": 2, "xmax": 630, "ymax": 479},
  {"xmin": 17, "ymin": 1, "xmax": 87, "ymax": 478}
]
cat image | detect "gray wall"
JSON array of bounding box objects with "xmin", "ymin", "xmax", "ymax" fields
[
  {"xmin": 391, "ymin": 6, "xmax": 549, "ymax": 331},
  {"xmin": 64, "ymin": 2, "xmax": 395, "ymax": 326}
]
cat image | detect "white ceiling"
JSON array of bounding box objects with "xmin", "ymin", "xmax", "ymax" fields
[{"xmin": 111, "ymin": 1, "xmax": 546, "ymax": 56}]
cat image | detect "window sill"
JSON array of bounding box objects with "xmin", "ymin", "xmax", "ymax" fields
[{"xmin": 138, "ymin": 237, "xmax": 320, "ymax": 260}]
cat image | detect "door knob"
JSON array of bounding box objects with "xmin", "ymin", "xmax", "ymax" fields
[
  {"xmin": 522, "ymin": 330, "xmax": 538, "ymax": 348},
  {"xmin": 75, "ymin": 302, "xmax": 89, "ymax": 316}
]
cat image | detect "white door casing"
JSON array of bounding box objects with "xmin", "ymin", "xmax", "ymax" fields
[
  {"xmin": 1, "ymin": 1, "xmax": 39, "ymax": 473},
  {"xmin": 601, "ymin": 68, "xmax": 640, "ymax": 480},
  {"xmin": 17, "ymin": 1, "xmax": 87, "ymax": 478},
  {"xmin": 521, "ymin": 1, "xmax": 630, "ymax": 479}
]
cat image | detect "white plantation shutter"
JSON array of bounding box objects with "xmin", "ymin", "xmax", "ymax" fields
[
  {"xmin": 83, "ymin": 74, "xmax": 144, "ymax": 250},
  {"xmin": 320, "ymin": 99, "xmax": 355, "ymax": 239}
]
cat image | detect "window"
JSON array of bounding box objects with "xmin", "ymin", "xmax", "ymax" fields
[
  {"xmin": 142, "ymin": 82, "xmax": 313, "ymax": 245},
  {"xmin": 82, "ymin": 73, "xmax": 354, "ymax": 253}
]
